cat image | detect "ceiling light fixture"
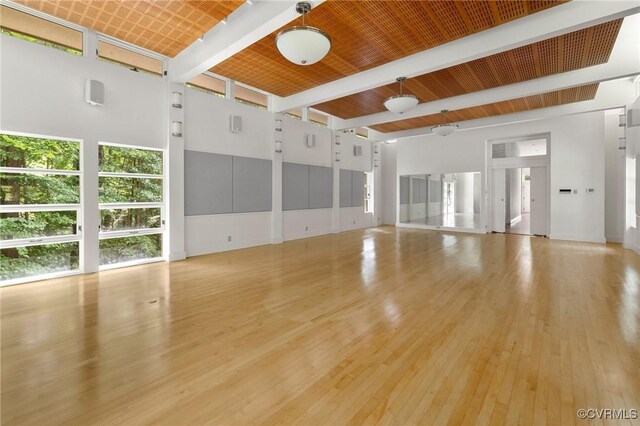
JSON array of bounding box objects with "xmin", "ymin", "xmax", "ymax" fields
[
  {"xmin": 386, "ymin": 139, "xmax": 398, "ymax": 144},
  {"xmin": 384, "ymin": 77, "xmax": 418, "ymax": 114},
  {"xmin": 432, "ymin": 110, "xmax": 459, "ymax": 136},
  {"xmin": 276, "ymin": 1, "xmax": 331, "ymax": 66}
]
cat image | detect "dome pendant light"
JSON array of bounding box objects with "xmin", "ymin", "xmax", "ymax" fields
[
  {"xmin": 276, "ymin": 2, "xmax": 331, "ymax": 66},
  {"xmin": 432, "ymin": 109, "xmax": 459, "ymax": 136},
  {"xmin": 384, "ymin": 77, "xmax": 419, "ymax": 114}
]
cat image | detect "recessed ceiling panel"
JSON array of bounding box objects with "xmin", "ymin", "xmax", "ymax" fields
[
  {"xmin": 314, "ymin": 19, "xmax": 622, "ymax": 119},
  {"xmin": 370, "ymin": 83, "xmax": 599, "ymax": 133},
  {"xmin": 211, "ymin": 0, "xmax": 567, "ymax": 97},
  {"xmin": 14, "ymin": 0, "xmax": 244, "ymax": 57}
]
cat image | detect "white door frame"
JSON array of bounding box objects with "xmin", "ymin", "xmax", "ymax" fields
[{"xmin": 486, "ymin": 133, "xmax": 551, "ymax": 235}]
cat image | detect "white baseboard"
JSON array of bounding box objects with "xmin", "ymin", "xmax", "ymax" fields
[
  {"xmin": 187, "ymin": 237, "xmax": 272, "ymax": 257},
  {"xmin": 284, "ymin": 227, "xmax": 332, "ymax": 241},
  {"xmin": 549, "ymin": 234, "xmax": 606, "ymax": 244},
  {"xmin": 510, "ymin": 215, "xmax": 521, "ymax": 226},
  {"xmin": 605, "ymin": 235, "xmax": 623, "ymax": 243},
  {"xmin": 168, "ymin": 251, "xmax": 187, "ymax": 261}
]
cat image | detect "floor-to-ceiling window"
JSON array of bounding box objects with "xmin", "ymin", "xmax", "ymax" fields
[
  {"xmin": 98, "ymin": 143, "xmax": 164, "ymax": 268},
  {"xmin": 0, "ymin": 133, "xmax": 82, "ymax": 285}
]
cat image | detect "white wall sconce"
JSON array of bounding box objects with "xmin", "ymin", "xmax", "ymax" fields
[
  {"xmin": 275, "ymin": 140, "xmax": 283, "ymax": 153},
  {"xmin": 172, "ymin": 92, "xmax": 183, "ymax": 108},
  {"xmin": 353, "ymin": 145, "xmax": 363, "ymax": 156},
  {"xmin": 619, "ymin": 137, "xmax": 626, "ymax": 151},
  {"xmin": 172, "ymin": 121, "xmax": 183, "ymax": 137}
]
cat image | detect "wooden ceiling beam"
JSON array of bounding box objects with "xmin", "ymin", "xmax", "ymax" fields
[
  {"xmin": 274, "ymin": 0, "xmax": 639, "ymax": 112},
  {"xmin": 370, "ymin": 78, "xmax": 636, "ymax": 142},
  {"xmin": 337, "ymin": 14, "xmax": 639, "ymax": 130},
  {"xmin": 168, "ymin": 0, "xmax": 314, "ymax": 83}
]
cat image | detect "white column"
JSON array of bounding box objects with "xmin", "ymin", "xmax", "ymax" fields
[
  {"xmin": 332, "ymin": 131, "xmax": 341, "ymax": 233},
  {"xmin": 272, "ymin": 114, "xmax": 284, "ymax": 244},
  {"xmin": 167, "ymin": 82, "xmax": 186, "ymax": 261},
  {"xmin": 80, "ymin": 30, "xmax": 100, "ymax": 273}
]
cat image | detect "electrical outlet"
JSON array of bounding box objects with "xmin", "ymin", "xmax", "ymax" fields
[{"xmin": 227, "ymin": 235, "xmax": 232, "ymax": 242}]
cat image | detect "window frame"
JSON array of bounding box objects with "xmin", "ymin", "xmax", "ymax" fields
[
  {"xmin": 0, "ymin": 131, "xmax": 83, "ymax": 286},
  {"xmin": 97, "ymin": 142, "xmax": 165, "ymax": 270}
]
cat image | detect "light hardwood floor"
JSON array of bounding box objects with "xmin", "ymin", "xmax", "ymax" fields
[{"xmin": 2, "ymin": 226, "xmax": 640, "ymax": 425}]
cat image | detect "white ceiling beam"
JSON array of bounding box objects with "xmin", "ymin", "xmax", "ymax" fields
[
  {"xmin": 273, "ymin": 0, "xmax": 640, "ymax": 112},
  {"xmin": 370, "ymin": 78, "xmax": 636, "ymax": 142},
  {"xmin": 340, "ymin": 14, "xmax": 640, "ymax": 130},
  {"xmin": 169, "ymin": 0, "xmax": 323, "ymax": 83}
]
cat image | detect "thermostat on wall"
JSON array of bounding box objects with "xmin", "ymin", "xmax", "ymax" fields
[{"xmin": 85, "ymin": 79, "xmax": 104, "ymax": 106}]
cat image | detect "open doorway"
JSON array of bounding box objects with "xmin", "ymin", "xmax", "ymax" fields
[
  {"xmin": 492, "ymin": 166, "xmax": 547, "ymax": 236},
  {"xmin": 489, "ymin": 134, "xmax": 549, "ymax": 237}
]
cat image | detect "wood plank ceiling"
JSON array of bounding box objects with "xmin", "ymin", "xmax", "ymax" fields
[
  {"xmin": 211, "ymin": 0, "xmax": 567, "ymax": 97},
  {"xmin": 369, "ymin": 83, "xmax": 599, "ymax": 133},
  {"xmin": 313, "ymin": 19, "xmax": 622, "ymax": 119},
  {"xmin": 13, "ymin": 0, "xmax": 244, "ymax": 57}
]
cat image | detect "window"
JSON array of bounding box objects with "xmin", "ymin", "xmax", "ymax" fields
[
  {"xmin": 0, "ymin": 133, "xmax": 82, "ymax": 284},
  {"xmin": 285, "ymin": 108, "xmax": 302, "ymax": 120},
  {"xmin": 356, "ymin": 128, "xmax": 369, "ymax": 140},
  {"xmin": 98, "ymin": 144, "xmax": 164, "ymax": 268},
  {"xmin": 492, "ymin": 138, "xmax": 547, "ymax": 159},
  {"xmin": 0, "ymin": 5, "xmax": 82, "ymax": 55},
  {"xmin": 97, "ymin": 40, "xmax": 163, "ymax": 76},
  {"xmin": 187, "ymin": 74, "xmax": 226, "ymax": 98},
  {"xmin": 309, "ymin": 110, "xmax": 329, "ymax": 127},
  {"xmin": 365, "ymin": 172, "xmax": 374, "ymax": 213},
  {"xmin": 235, "ymin": 85, "xmax": 268, "ymax": 110}
]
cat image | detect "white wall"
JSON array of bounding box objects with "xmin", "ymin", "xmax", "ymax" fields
[
  {"xmin": 390, "ymin": 111, "xmax": 607, "ymax": 242},
  {"xmin": 604, "ymin": 110, "xmax": 625, "ymax": 242},
  {"xmin": 0, "ymin": 32, "xmax": 168, "ymax": 272},
  {"xmin": 337, "ymin": 132, "xmax": 374, "ymax": 231},
  {"xmin": 281, "ymin": 116, "xmax": 333, "ymax": 241},
  {"xmin": 381, "ymin": 143, "xmax": 397, "ymax": 224}
]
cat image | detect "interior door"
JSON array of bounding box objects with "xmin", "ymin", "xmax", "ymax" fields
[
  {"xmin": 530, "ymin": 166, "xmax": 547, "ymax": 236},
  {"xmin": 492, "ymin": 169, "xmax": 506, "ymax": 232}
]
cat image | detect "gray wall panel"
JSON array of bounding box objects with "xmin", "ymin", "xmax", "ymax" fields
[
  {"xmin": 283, "ymin": 162, "xmax": 309, "ymax": 210},
  {"xmin": 185, "ymin": 150, "xmax": 233, "ymax": 215},
  {"xmin": 309, "ymin": 165, "xmax": 333, "ymax": 209},
  {"xmin": 232, "ymin": 156, "xmax": 272, "ymax": 213},
  {"xmin": 352, "ymin": 171, "xmax": 364, "ymax": 207},
  {"xmin": 400, "ymin": 176, "xmax": 410, "ymax": 204},
  {"xmin": 340, "ymin": 169, "xmax": 353, "ymax": 207}
]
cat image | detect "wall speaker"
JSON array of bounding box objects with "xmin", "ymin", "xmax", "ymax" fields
[
  {"xmin": 353, "ymin": 145, "xmax": 363, "ymax": 156},
  {"xmin": 305, "ymin": 134, "xmax": 316, "ymax": 148},
  {"xmin": 230, "ymin": 115, "xmax": 242, "ymax": 133},
  {"xmin": 85, "ymin": 79, "xmax": 104, "ymax": 106}
]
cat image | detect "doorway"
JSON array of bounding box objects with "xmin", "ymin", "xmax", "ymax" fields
[{"xmin": 492, "ymin": 166, "xmax": 547, "ymax": 236}]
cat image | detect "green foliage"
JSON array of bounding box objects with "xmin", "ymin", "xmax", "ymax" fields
[
  {"xmin": 0, "ymin": 134, "xmax": 79, "ymax": 170},
  {"xmin": 0, "ymin": 211, "xmax": 76, "ymax": 240},
  {"xmin": 100, "ymin": 208, "xmax": 161, "ymax": 232},
  {"xmin": 0, "ymin": 28, "xmax": 82, "ymax": 56},
  {"xmin": 99, "ymin": 145, "xmax": 163, "ymax": 175},
  {"xmin": 99, "ymin": 235, "xmax": 162, "ymax": 266},
  {"xmin": 0, "ymin": 243, "xmax": 79, "ymax": 281},
  {"xmin": 98, "ymin": 177, "xmax": 162, "ymax": 203},
  {"xmin": 1, "ymin": 134, "xmax": 164, "ymax": 282}
]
